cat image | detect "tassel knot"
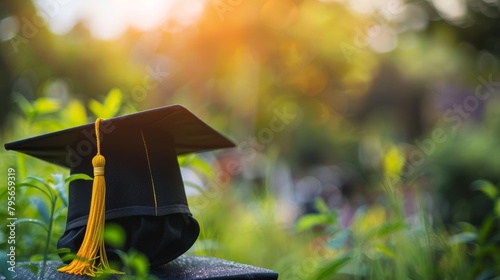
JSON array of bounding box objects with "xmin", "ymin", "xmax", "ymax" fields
[
  {"xmin": 93, "ymin": 155, "xmax": 105, "ymax": 168},
  {"xmin": 93, "ymin": 155, "xmax": 105, "ymax": 176}
]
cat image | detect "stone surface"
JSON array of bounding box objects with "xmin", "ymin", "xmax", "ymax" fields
[{"xmin": 1, "ymin": 255, "xmax": 278, "ymax": 280}]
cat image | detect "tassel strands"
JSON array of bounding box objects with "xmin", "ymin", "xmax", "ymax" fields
[{"xmin": 58, "ymin": 118, "xmax": 122, "ymax": 276}]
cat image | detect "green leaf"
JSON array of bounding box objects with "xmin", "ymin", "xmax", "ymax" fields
[
  {"xmin": 53, "ymin": 207, "xmax": 68, "ymax": 221},
  {"xmin": 383, "ymin": 146, "xmax": 405, "ymax": 178},
  {"xmin": 29, "ymin": 255, "xmax": 44, "ymax": 262},
  {"xmin": 471, "ymin": 180, "xmax": 498, "ymax": 200},
  {"xmin": 376, "ymin": 244, "xmax": 395, "ymax": 258},
  {"xmin": 51, "ymin": 174, "xmax": 66, "ymax": 206},
  {"xmin": 24, "ymin": 176, "xmax": 51, "ymax": 188},
  {"xmin": 65, "ymin": 173, "xmax": 93, "ymax": 183},
  {"xmin": 88, "ymin": 99, "xmax": 105, "ymax": 118},
  {"xmin": 29, "ymin": 197, "xmax": 50, "ymax": 224},
  {"xmin": 19, "ymin": 263, "xmax": 39, "ymax": 276},
  {"xmin": 55, "ymin": 248, "xmax": 76, "ymax": 262},
  {"xmin": 177, "ymin": 154, "xmax": 214, "ymax": 178},
  {"xmin": 104, "ymin": 224, "xmax": 126, "ymax": 249},
  {"xmin": 370, "ymin": 222, "xmax": 406, "ymax": 238},
  {"xmin": 314, "ymin": 198, "xmax": 330, "ymax": 214},
  {"xmin": 495, "ymin": 199, "xmax": 500, "ymax": 218},
  {"xmin": 314, "ymin": 254, "xmax": 352, "ymax": 280},
  {"xmin": 63, "ymin": 100, "xmax": 87, "ymax": 126},
  {"xmin": 128, "ymin": 252, "xmax": 149, "ymax": 277},
  {"xmin": 60, "ymin": 254, "xmax": 77, "ymax": 263},
  {"xmin": 17, "ymin": 182, "xmax": 52, "ymax": 202},
  {"xmin": 114, "ymin": 249, "xmax": 129, "ymax": 263},
  {"xmin": 103, "ymin": 88, "xmax": 122, "ymax": 118},
  {"xmin": 24, "ymin": 176, "xmax": 53, "ymax": 192},
  {"xmin": 89, "ymin": 88, "xmax": 123, "ymax": 119},
  {"xmin": 0, "ymin": 188, "xmax": 7, "ymax": 200},
  {"xmin": 33, "ymin": 98, "xmax": 60, "ymax": 115},
  {"xmin": 478, "ymin": 216, "xmax": 495, "ymax": 243},
  {"xmin": 16, "ymin": 218, "xmax": 49, "ymax": 232},
  {"xmin": 178, "ymin": 154, "xmax": 193, "ymax": 167},
  {"xmin": 296, "ymin": 213, "xmax": 336, "ymax": 232},
  {"xmin": 184, "ymin": 181, "xmax": 206, "ymax": 196},
  {"xmin": 184, "ymin": 155, "xmax": 214, "ymax": 178},
  {"xmin": 50, "ymin": 248, "xmax": 72, "ymax": 256}
]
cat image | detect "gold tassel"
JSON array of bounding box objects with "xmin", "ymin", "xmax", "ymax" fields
[{"xmin": 58, "ymin": 118, "xmax": 122, "ymax": 276}]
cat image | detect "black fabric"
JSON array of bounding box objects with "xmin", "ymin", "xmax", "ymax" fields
[
  {"xmin": 55, "ymin": 118, "xmax": 202, "ymax": 265},
  {"xmin": 64, "ymin": 127, "xmax": 188, "ymax": 230},
  {"xmin": 3, "ymin": 105, "xmax": 236, "ymax": 268},
  {"xmin": 58, "ymin": 214, "xmax": 200, "ymax": 266},
  {"xmin": 5, "ymin": 256, "xmax": 279, "ymax": 279},
  {"xmin": 4, "ymin": 105, "xmax": 235, "ymax": 168}
]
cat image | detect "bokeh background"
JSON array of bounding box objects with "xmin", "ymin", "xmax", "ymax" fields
[{"xmin": 1, "ymin": 0, "xmax": 500, "ymax": 279}]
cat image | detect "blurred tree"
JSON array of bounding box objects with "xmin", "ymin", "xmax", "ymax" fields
[{"xmin": 2, "ymin": 0, "xmax": 500, "ymax": 231}]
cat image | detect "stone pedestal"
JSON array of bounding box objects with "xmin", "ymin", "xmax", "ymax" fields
[{"xmin": 3, "ymin": 255, "xmax": 279, "ymax": 280}]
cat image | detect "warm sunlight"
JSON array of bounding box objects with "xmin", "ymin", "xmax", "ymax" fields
[
  {"xmin": 2, "ymin": 0, "xmax": 500, "ymax": 278},
  {"xmin": 33, "ymin": 0, "xmax": 205, "ymax": 39}
]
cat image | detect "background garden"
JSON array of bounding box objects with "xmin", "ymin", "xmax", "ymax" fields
[{"xmin": 1, "ymin": 0, "xmax": 500, "ymax": 279}]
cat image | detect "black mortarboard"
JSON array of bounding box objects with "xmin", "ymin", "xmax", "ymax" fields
[{"xmin": 4, "ymin": 105, "xmax": 235, "ymax": 276}]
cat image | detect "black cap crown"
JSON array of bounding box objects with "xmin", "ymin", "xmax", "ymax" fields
[{"xmin": 4, "ymin": 105, "xmax": 235, "ymax": 266}]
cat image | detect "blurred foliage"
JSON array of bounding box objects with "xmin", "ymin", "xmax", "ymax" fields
[
  {"xmin": 1, "ymin": 0, "xmax": 500, "ymax": 279},
  {"xmin": 104, "ymin": 225, "xmax": 157, "ymax": 280}
]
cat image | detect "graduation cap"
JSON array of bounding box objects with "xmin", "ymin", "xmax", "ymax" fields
[{"xmin": 4, "ymin": 105, "xmax": 235, "ymax": 276}]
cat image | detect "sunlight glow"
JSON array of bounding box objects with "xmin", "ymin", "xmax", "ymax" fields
[
  {"xmin": 33, "ymin": 0, "xmax": 205, "ymax": 40},
  {"xmin": 431, "ymin": 0, "xmax": 468, "ymax": 24}
]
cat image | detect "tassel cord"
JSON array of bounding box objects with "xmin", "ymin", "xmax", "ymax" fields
[{"xmin": 58, "ymin": 118, "xmax": 122, "ymax": 276}]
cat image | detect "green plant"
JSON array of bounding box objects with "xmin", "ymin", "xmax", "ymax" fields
[
  {"xmin": 294, "ymin": 175, "xmax": 500, "ymax": 280},
  {"xmin": 293, "ymin": 170, "xmax": 484, "ymax": 280},
  {"xmin": 467, "ymin": 180, "xmax": 500, "ymax": 277},
  {"xmin": 88, "ymin": 88, "xmax": 124, "ymax": 119},
  {"xmin": 99, "ymin": 224, "xmax": 157, "ymax": 280},
  {"xmin": 0, "ymin": 88, "xmax": 134, "ymax": 278},
  {"xmin": 16, "ymin": 173, "xmax": 92, "ymax": 279}
]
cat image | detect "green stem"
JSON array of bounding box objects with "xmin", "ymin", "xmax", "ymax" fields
[{"xmin": 39, "ymin": 196, "xmax": 56, "ymax": 280}]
